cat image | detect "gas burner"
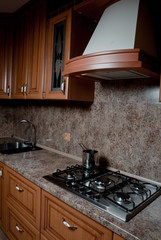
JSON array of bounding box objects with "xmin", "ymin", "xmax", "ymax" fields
[
  {"xmin": 130, "ymin": 182, "xmax": 148, "ymax": 195},
  {"xmin": 66, "ymin": 172, "xmax": 75, "ymax": 180},
  {"xmin": 114, "ymin": 192, "xmax": 133, "ymax": 205},
  {"xmin": 89, "ymin": 176, "xmax": 112, "ymax": 192},
  {"xmin": 94, "ymin": 180, "xmax": 106, "ymax": 190},
  {"xmin": 92, "ymin": 175, "xmax": 113, "ymax": 187}
]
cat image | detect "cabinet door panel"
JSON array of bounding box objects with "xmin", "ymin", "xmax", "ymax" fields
[
  {"xmin": 41, "ymin": 190, "xmax": 112, "ymax": 240},
  {"xmin": 6, "ymin": 167, "xmax": 41, "ymax": 230},
  {"xmin": 12, "ymin": 11, "xmax": 28, "ymax": 98},
  {"xmin": 0, "ymin": 17, "xmax": 12, "ymax": 99},
  {"xmin": 12, "ymin": 0, "xmax": 46, "ymax": 99},
  {"xmin": 6, "ymin": 202, "xmax": 40, "ymax": 240},
  {"xmin": 45, "ymin": 10, "xmax": 71, "ymax": 99},
  {"xmin": 41, "ymin": 235, "xmax": 51, "ymax": 240},
  {"xmin": 113, "ymin": 233, "xmax": 125, "ymax": 240},
  {"xmin": 0, "ymin": 25, "xmax": 5, "ymax": 94},
  {"xmin": 26, "ymin": 0, "xmax": 46, "ymax": 99}
]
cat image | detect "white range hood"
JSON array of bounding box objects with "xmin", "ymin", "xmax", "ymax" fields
[
  {"xmin": 83, "ymin": 0, "xmax": 156, "ymax": 57},
  {"xmin": 63, "ymin": 0, "xmax": 160, "ymax": 80}
]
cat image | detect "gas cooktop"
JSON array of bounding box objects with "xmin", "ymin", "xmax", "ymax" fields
[{"xmin": 43, "ymin": 164, "xmax": 161, "ymax": 222}]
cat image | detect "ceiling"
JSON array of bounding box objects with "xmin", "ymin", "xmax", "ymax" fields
[{"xmin": 0, "ymin": 0, "xmax": 30, "ymax": 13}]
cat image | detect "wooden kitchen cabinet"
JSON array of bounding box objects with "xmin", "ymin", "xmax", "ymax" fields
[
  {"xmin": 0, "ymin": 162, "xmax": 5, "ymax": 231},
  {"xmin": 0, "ymin": 162, "xmax": 126, "ymax": 240},
  {"xmin": 4, "ymin": 165, "xmax": 41, "ymax": 240},
  {"xmin": 113, "ymin": 233, "xmax": 125, "ymax": 240},
  {"xmin": 6, "ymin": 201, "xmax": 40, "ymax": 240},
  {"xmin": 0, "ymin": 15, "xmax": 12, "ymax": 99},
  {"xmin": 45, "ymin": 9, "xmax": 95, "ymax": 101},
  {"xmin": 41, "ymin": 190, "xmax": 113, "ymax": 240},
  {"xmin": 41, "ymin": 235, "xmax": 48, "ymax": 240},
  {"xmin": 12, "ymin": 9, "xmax": 28, "ymax": 99},
  {"xmin": 5, "ymin": 166, "xmax": 41, "ymax": 230},
  {"xmin": 12, "ymin": 0, "xmax": 46, "ymax": 99}
]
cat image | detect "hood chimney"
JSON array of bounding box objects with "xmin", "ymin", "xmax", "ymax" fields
[{"xmin": 83, "ymin": 0, "xmax": 157, "ymax": 58}]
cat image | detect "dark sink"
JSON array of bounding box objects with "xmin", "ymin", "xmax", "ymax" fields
[{"xmin": 0, "ymin": 141, "xmax": 42, "ymax": 154}]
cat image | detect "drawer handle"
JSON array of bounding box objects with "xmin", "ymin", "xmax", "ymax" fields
[
  {"xmin": 16, "ymin": 185, "xmax": 24, "ymax": 192},
  {"xmin": 0, "ymin": 168, "xmax": 3, "ymax": 177},
  {"xmin": 62, "ymin": 217, "xmax": 77, "ymax": 230},
  {"xmin": 16, "ymin": 224, "xmax": 24, "ymax": 232}
]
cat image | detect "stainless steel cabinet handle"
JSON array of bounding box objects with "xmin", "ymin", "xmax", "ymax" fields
[
  {"xmin": 61, "ymin": 78, "xmax": 66, "ymax": 93},
  {"xmin": 61, "ymin": 81, "xmax": 65, "ymax": 92},
  {"xmin": 21, "ymin": 86, "xmax": 24, "ymax": 93},
  {"xmin": 24, "ymin": 84, "xmax": 27, "ymax": 95},
  {"xmin": 16, "ymin": 224, "xmax": 24, "ymax": 232},
  {"xmin": 7, "ymin": 86, "xmax": 10, "ymax": 96},
  {"xmin": 0, "ymin": 168, "xmax": 3, "ymax": 177},
  {"xmin": 16, "ymin": 185, "xmax": 24, "ymax": 192},
  {"xmin": 62, "ymin": 217, "xmax": 77, "ymax": 230}
]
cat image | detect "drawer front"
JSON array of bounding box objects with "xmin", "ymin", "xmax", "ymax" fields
[
  {"xmin": 6, "ymin": 201, "xmax": 40, "ymax": 240},
  {"xmin": 41, "ymin": 234, "xmax": 54, "ymax": 240},
  {"xmin": 113, "ymin": 233, "xmax": 125, "ymax": 240},
  {"xmin": 42, "ymin": 190, "xmax": 112, "ymax": 240},
  {"xmin": 6, "ymin": 167, "xmax": 41, "ymax": 229}
]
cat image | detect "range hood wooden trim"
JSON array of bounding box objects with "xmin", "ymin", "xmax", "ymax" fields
[{"xmin": 63, "ymin": 48, "xmax": 160, "ymax": 80}]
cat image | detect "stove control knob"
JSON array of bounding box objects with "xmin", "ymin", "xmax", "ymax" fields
[
  {"xmin": 66, "ymin": 181, "xmax": 71, "ymax": 187},
  {"xmin": 93, "ymin": 193, "xmax": 100, "ymax": 201},
  {"xmin": 85, "ymin": 189, "xmax": 92, "ymax": 198},
  {"xmin": 78, "ymin": 186, "xmax": 85, "ymax": 194},
  {"xmin": 71, "ymin": 181, "xmax": 77, "ymax": 190}
]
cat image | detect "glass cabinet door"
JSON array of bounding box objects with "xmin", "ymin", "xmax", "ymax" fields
[
  {"xmin": 46, "ymin": 10, "xmax": 71, "ymax": 99},
  {"xmin": 51, "ymin": 20, "xmax": 66, "ymax": 91}
]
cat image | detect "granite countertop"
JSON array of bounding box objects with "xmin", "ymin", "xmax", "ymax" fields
[{"xmin": 0, "ymin": 148, "xmax": 161, "ymax": 240}]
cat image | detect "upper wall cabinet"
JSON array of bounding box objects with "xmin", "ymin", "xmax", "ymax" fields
[
  {"xmin": 12, "ymin": 0, "xmax": 46, "ymax": 99},
  {"xmin": 0, "ymin": 15, "xmax": 12, "ymax": 99},
  {"xmin": 45, "ymin": 9, "xmax": 95, "ymax": 101},
  {"xmin": 12, "ymin": 10, "xmax": 28, "ymax": 99}
]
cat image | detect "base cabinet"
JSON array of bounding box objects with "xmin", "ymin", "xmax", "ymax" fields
[
  {"xmin": 4, "ymin": 165, "xmax": 41, "ymax": 240},
  {"xmin": 0, "ymin": 162, "xmax": 125, "ymax": 240},
  {"xmin": 6, "ymin": 201, "xmax": 40, "ymax": 240},
  {"xmin": 0, "ymin": 162, "xmax": 5, "ymax": 231},
  {"xmin": 113, "ymin": 233, "xmax": 125, "ymax": 240},
  {"xmin": 41, "ymin": 190, "xmax": 113, "ymax": 240},
  {"xmin": 5, "ymin": 166, "xmax": 41, "ymax": 230},
  {"xmin": 41, "ymin": 235, "xmax": 48, "ymax": 240}
]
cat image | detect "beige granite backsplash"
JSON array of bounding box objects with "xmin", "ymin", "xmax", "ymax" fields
[{"xmin": 0, "ymin": 78, "xmax": 161, "ymax": 182}]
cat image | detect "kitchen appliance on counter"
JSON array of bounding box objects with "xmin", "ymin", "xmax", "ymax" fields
[
  {"xmin": 79, "ymin": 143, "xmax": 98, "ymax": 169},
  {"xmin": 43, "ymin": 164, "xmax": 161, "ymax": 222}
]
